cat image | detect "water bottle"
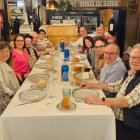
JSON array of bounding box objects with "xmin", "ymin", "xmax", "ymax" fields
[
  {"xmin": 60, "ymin": 39, "xmax": 65, "ymax": 52},
  {"xmin": 61, "ymin": 63, "xmax": 69, "ymax": 81},
  {"xmin": 64, "ymin": 48, "xmax": 70, "ymax": 61}
]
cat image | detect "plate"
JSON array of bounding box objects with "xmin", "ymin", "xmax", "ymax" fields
[
  {"xmin": 30, "ymin": 84, "xmax": 47, "ymax": 89},
  {"xmin": 56, "ymin": 102, "xmax": 76, "ymax": 112},
  {"xmin": 28, "ymin": 73, "xmax": 49, "ymax": 83},
  {"xmin": 73, "ymin": 72, "xmax": 94, "ymax": 80},
  {"xmin": 79, "ymin": 55, "xmax": 86, "ymax": 60},
  {"xmin": 35, "ymin": 63, "xmax": 49, "ymax": 69},
  {"xmin": 72, "ymin": 88, "xmax": 99, "ymax": 102},
  {"xmin": 74, "ymin": 55, "xmax": 86, "ymax": 60},
  {"xmin": 70, "ymin": 62, "xmax": 87, "ymax": 69},
  {"xmin": 19, "ymin": 89, "xmax": 46, "ymax": 102},
  {"xmin": 40, "ymin": 55, "xmax": 50, "ymax": 60}
]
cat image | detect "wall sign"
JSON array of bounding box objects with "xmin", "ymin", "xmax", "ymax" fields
[
  {"xmin": 128, "ymin": 0, "xmax": 139, "ymax": 15},
  {"xmin": 77, "ymin": 0, "xmax": 120, "ymax": 7}
]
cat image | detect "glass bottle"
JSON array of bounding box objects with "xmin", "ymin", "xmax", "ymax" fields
[
  {"xmin": 100, "ymin": 17, "xmax": 104, "ymax": 28},
  {"xmin": 108, "ymin": 14, "xmax": 115, "ymax": 36},
  {"xmin": 33, "ymin": 15, "xmax": 40, "ymax": 32},
  {"xmin": 10, "ymin": 21, "xmax": 15, "ymax": 35},
  {"xmin": 14, "ymin": 16, "xmax": 20, "ymax": 34},
  {"xmin": 60, "ymin": 39, "xmax": 65, "ymax": 52}
]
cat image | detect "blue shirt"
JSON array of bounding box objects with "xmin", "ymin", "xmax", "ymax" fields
[{"xmin": 99, "ymin": 57, "xmax": 127, "ymax": 83}]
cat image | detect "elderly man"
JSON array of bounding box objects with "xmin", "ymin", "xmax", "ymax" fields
[
  {"xmin": 80, "ymin": 44, "xmax": 140, "ymax": 140},
  {"xmin": 99, "ymin": 43, "xmax": 127, "ymax": 87}
]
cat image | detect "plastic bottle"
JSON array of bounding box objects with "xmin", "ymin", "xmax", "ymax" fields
[
  {"xmin": 61, "ymin": 63, "xmax": 69, "ymax": 81},
  {"xmin": 64, "ymin": 47, "xmax": 70, "ymax": 61}
]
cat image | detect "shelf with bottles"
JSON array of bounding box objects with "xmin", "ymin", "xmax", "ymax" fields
[
  {"xmin": 8, "ymin": 0, "xmax": 17, "ymax": 6},
  {"xmin": 7, "ymin": 0, "xmax": 23, "ymax": 7},
  {"xmin": 7, "ymin": 0, "xmax": 24, "ymax": 20}
]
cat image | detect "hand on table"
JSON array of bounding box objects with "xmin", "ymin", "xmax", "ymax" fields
[
  {"xmin": 80, "ymin": 82, "xmax": 93, "ymax": 89},
  {"xmin": 85, "ymin": 96, "xmax": 103, "ymax": 105}
]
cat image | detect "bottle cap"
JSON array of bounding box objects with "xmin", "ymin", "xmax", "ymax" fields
[{"xmin": 62, "ymin": 64, "xmax": 69, "ymax": 71}]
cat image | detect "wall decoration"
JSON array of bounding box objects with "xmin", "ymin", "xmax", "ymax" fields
[{"xmin": 128, "ymin": 0, "xmax": 139, "ymax": 15}]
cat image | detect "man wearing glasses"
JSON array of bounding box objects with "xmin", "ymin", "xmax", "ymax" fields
[
  {"xmin": 81, "ymin": 44, "xmax": 140, "ymax": 140},
  {"xmin": 98, "ymin": 43, "xmax": 127, "ymax": 97},
  {"xmin": 94, "ymin": 37, "xmax": 108, "ymax": 78}
]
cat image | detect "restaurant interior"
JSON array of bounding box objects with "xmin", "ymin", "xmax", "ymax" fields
[{"xmin": 0, "ymin": 0, "xmax": 140, "ymax": 140}]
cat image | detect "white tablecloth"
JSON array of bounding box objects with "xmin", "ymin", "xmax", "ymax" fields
[{"xmin": 0, "ymin": 52, "xmax": 116, "ymax": 140}]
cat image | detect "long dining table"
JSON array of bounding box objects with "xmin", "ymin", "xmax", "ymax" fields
[{"xmin": 0, "ymin": 50, "xmax": 116, "ymax": 140}]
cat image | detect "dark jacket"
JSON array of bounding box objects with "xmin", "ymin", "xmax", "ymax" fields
[{"xmin": 123, "ymin": 71, "xmax": 140, "ymax": 130}]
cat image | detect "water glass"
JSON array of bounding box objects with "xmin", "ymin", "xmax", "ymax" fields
[{"xmin": 62, "ymin": 88, "xmax": 71, "ymax": 97}]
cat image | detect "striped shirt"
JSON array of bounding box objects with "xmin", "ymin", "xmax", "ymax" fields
[{"xmin": 108, "ymin": 74, "xmax": 140, "ymax": 121}]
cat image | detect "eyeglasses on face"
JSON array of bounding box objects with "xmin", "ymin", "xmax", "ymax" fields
[
  {"xmin": 39, "ymin": 32, "xmax": 45, "ymax": 35},
  {"xmin": 0, "ymin": 50, "xmax": 10, "ymax": 54},
  {"xmin": 16, "ymin": 40, "xmax": 24, "ymax": 43},
  {"xmin": 104, "ymin": 52, "xmax": 118, "ymax": 55},
  {"xmin": 95, "ymin": 45, "xmax": 105, "ymax": 49},
  {"xmin": 130, "ymin": 56, "xmax": 140, "ymax": 59}
]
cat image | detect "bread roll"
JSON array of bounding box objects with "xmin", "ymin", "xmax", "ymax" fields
[
  {"xmin": 74, "ymin": 66, "xmax": 82, "ymax": 72},
  {"xmin": 73, "ymin": 57, "xmax": 80, "ymax": 62},
  {"xmin": 37, "ymin": 79, "xmax": 46, "ymax": 88}
]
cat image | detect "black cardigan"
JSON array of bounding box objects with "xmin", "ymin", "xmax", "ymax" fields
[{"xmin": 123, "ymin": 70, "xmax": 140, "ymax": 130}]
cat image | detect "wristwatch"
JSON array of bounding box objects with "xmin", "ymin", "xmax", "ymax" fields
[{"xmin": 102, "ymin": 97, "xmax": 106, "ymax": 102}]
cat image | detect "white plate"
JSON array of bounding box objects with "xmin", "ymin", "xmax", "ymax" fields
[
  {"xmin": 74, "ymin": 55, "xmax": 86, "ymax": 60},
  {"xmin": 73, "ymin": 72, "xmax": 94, "ymax": 80},
  {"xmin": 70, "ymin": 62, "xmax": 87, "ymax": 68},
  {"xmin": 30, "ymin": 84, "xmax": 47, "ymax": 89},
  {"xmin": 19, "ymin": 89, "xmax": 46, "ymax": 102},
  {"xmin": 28, "ymin": 73, "xmax": 49, "ymax": 83},
  {"xmin": 56, "ymin": 102, "xmax": 76, "ymax": 112},
  {"xmin": 35, "ymin": 63, "xmax": 49, "ymax": 69},
  {"xmin": 72, "ymin": 89, "xmax": 99, "ymax": 102},
  {"xmin": 40, "ymin": 55, "xmax": 50, "ymax": 60},
  {"xmin": 80, "ymin": 55, "xmax": 86, "ymax": 60}
]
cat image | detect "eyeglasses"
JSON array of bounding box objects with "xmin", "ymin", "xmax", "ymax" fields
[
  {"xmin": 39, "ymin": 32, "xmax": 45, "ymax": 35},
  {"xmin": 0, "ymin": 50, "xmax": 10, "ymax": 54},
  {"xmin": 95, "ymin": 45, "xmax": 105, "ymax": 49},
  {"xmin": 16, "ymin": 40, "xmax": 24, "ymax": 43},
  {"xmin": 130, "ymin": 56, "xmax": 140, "ymax": 59},
  {"xmin": 104, "ymin": 52, "xmax": 118, "ymax": 55}
]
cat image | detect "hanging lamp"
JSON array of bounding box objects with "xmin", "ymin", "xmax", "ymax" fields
[{"xmin": 46, "ymin": 0, "xmax": 59, "ymax": 10}]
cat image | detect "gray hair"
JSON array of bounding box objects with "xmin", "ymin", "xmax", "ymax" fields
[{"xmin": 132, "ymin": 43, "xmax": 140, "ymax": 50}]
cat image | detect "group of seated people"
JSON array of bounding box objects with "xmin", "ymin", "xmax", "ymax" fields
[
  {"xmin": 0, "ymin": 25, "xmax": 140, "ymax": 140},
  {"xmin": 0, "ymin": 29, "xmax": 54, "ymax": 114}
]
